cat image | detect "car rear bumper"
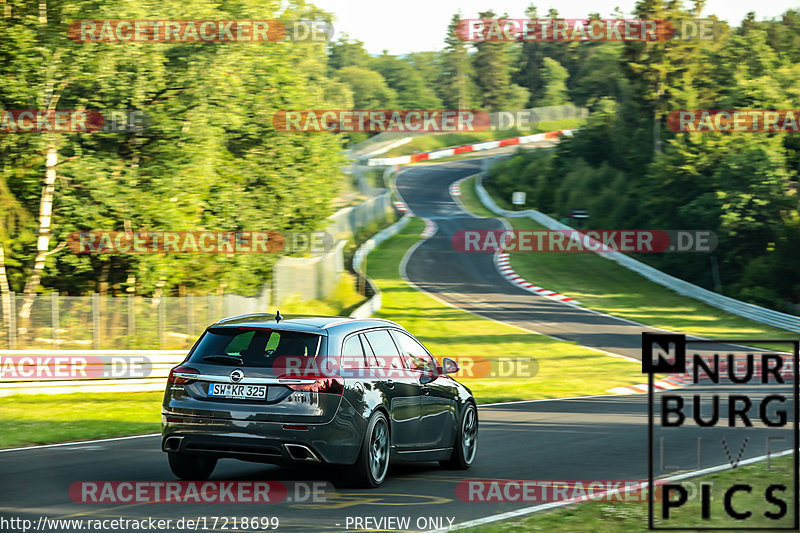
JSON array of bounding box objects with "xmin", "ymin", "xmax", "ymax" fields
[{"xmin": 161, "ymin": 400, "xmax": 365, "ymax": 465}]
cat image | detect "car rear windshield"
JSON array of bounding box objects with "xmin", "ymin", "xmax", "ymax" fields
[{"xmin": 188, "ymin": 327, "xmax": 321, "ymax": 367}]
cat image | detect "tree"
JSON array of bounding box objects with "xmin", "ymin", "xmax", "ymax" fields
[
  {"xmin": 1, "ymin": 0, "xmax": 349, "ymax": 313},
  {"xmin": 471, "ymin": 10, "xmax": 529, "ymax": 111},
  {"xmin": 335, "ymin": 66, "xmax": 397, "ymax": 108},
  {"xmin": 439, "ymin": 13, "xmax": 479, "ymax": 109},
  {"xmin": 537, "ymin": 58, "xmax": 569, "ymax": 106},
  {"xmin": 370, "ymin": 52, "xmax": 443, "ymax": 108},
  {"xmin": 328, "ymin": 36, "xmax": 372, "ymax": 71}
]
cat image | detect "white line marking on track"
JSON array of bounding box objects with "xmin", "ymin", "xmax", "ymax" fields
[
  {"xmin": 0, "ymin": 433, "xmax": 160, "ymax": 453},
  {"xmin": 426, "ymin": 448, "xmax": 797, "ymax": 532}
]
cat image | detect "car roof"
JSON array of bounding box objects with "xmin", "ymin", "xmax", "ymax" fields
[{"xmin": 210, "ymin": 313, "xmax": 404, "ymax": 334}]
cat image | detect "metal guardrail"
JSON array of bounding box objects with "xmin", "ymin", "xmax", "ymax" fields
[
  {"xmin": 475, "ymin": 174, "xmax": 800, "ymax": 333},
  {"xmin": 0, "ymin": 350, "xmax": 186, "ymax": 396},
  {"xmin": 349, "ymin": 166, "xmax": 410, "ymax": 319}
]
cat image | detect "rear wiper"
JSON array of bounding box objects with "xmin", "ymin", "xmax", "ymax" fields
[{"xmin": 202, "ymin": 354, "xmax": 244, "ymax": 364}]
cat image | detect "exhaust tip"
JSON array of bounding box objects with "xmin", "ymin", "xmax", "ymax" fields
[
  {"xmin": 284, "ymin": 443, "xmax": 320, "ymax": 462},
  {"xmin": 163, "ymin": 436, "xmax": 184, "ymax": 452}
]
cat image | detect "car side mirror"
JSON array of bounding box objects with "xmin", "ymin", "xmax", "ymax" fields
[{"xmin": 442, "ymin": 357, "xmax": 459, "ymax": 375}]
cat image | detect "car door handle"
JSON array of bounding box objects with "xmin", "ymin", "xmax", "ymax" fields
[
  {"xmin": 421, "ymin": 386, "xmax": 430, "ymax": 395},
  {"xmin": 386, "ymin": 379, "xmax": 394, "ymax": 388}
]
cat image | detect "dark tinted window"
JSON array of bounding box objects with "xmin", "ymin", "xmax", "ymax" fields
[
  {"xmin": 360, "ymin": 333, "xmax": 380, "ymax": 367},
  {"xmin": 341, "ymin": 335, "xmax": 366, "ymax": 369},
  {"xmin": 363, "ymin": 329, "xmax": 403, "ymax": 370},
  {"xmin": 189, "ymin": 328, "xmax": 320, "ymax": 367},
  {"xmin": 391, "ymin": 330, "xmax": 437, "ymax": 372}
]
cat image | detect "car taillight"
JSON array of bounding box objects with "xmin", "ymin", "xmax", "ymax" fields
[
  {"xmin": 283, "ymin": 376, "xmax": 344, "ymax": 395},
  {"xmin": 168, "ymin": 365, "xmax": 199, "ymax": 385}
]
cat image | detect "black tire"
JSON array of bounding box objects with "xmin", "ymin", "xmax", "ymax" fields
[
  {"xmin": 168, "ymin": 452, "xmax": 217, "ymax": 480},
  {"xmin": 440, "ymin": 402, "xmax": 478, "ymax": 469},
  {"xmin": 352, "ymin": 411, "xmax": 391, "ymax": 488}
]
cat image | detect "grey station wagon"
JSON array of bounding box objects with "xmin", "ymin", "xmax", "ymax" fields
[{"xmin": 161, "ymin": 313, "xmax": 477, "ymax": 487}]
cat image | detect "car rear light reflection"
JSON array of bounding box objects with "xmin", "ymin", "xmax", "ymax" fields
[
  {"xmin": 168, "ymin": 365, "xmax": 199, "ymax": 385},
  {"xmin": 283, "ymin": 425, "xmax": 308, "ymax": 430},
  {"xmin": 283, "ymin": 376, "xmax": 344, "ymax": 395}
]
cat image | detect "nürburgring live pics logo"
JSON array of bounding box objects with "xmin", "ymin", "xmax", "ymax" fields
[{"xmin": 643, "ymin": 332, "xmax": 798, "ymax": 530}]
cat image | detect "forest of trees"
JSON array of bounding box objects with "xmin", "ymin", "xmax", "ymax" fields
[
  {"xmin": 484, "ymin": 5, "xmax": 800, "ymax": 312},
  {"xmin": 2, "ymin": 0, "xmax": 799, "ymax": 316},
  {"xmin": 0, "ymin": 0, "xmax": 350, "ymax": 310},
  {"xmin": 0, "ymin": 0, "xmax": 586, "ymax": 308}
]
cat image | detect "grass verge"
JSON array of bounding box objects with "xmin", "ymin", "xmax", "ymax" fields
[
  {"xmin": 456, "ymin": 175, "xmax": 496, "ymax": 218},
  {"xmin": 464, "ymin": 454, "xmax": 796, "ymax": 532},
  {"xmin": 460, "ymin": 176, "xmax": 793, "ymax": 340},
  {"xmin": 0, "ymin": 392, "xmax": 162, "ymax": 448},
  {"xmin": 507, "ymin": 217, "xmax": 791, "ymax": 340},
  {"xmin": 366, "ymin": 217, "xmax": 643, "ymax": 404},
  {"xmin": 0, "ymin": 212, "xmax": 641, "ymax": 449}
]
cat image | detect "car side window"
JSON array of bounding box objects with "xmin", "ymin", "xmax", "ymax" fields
[
  {"xmin": 363, "ymin": 329, "xmax": 403, "ymax": 369},
  {"xmin": 391, "ymin": 330, "xmax": 437, "ymax": 373},
  {"xmin": 341, "ymin": 335, "xmax": 366, "ymax": 369},
  {"xmin": 359, "ymin": 334, "xmax": 379, "ymax": 367}
]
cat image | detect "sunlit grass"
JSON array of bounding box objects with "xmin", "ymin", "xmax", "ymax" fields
[
  {"xmin": 367, "ymin": 217, "xmax": 643, "ymax": 404},
  {"xmin": 459, "ymin": 176, "xmax": 794, "ymax": 341},
  {"xmin": 465, "ymin": 455, "xmax": 796, "ymax": 532},
  {"xmin": 505, "ymin": 217, "xmax": 792, "ymax": 340},
  {"xmin": 456, "ymin": 175, "xmax": 497, "ymax": 218},
  {"xmin": 0, "ymin": 392, "xmax": 162, "ymax": 448}
]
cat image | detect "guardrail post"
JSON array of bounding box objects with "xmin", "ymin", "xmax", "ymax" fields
[
  {"xmin": 51, "ymin": 292, "xmax": 59, "ymax": 346},
  {"xmin": 92, "ymin": 293, "xmax": 100, "ymax": 349},
  {"xmin": 158, "ymin": 297, "xmax": 166, "ymax": 349},
  {"xmin": 127, "ymin": 294, "xmax": 135, "ymax": 347},
  {"xmin": 8, "ymin": 291, "xmax": 16, "ymax": 350}
]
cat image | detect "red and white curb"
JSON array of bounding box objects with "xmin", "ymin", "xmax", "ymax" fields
[
  {"xmin": 367, "ymin": 129, "xmax": 575, "ymax": 166},
  {"xmin": 449, "ymin": 181, "xmax": 462, "ymax": 197},
  {"xmin": 495, "ymin": 252, "xmax": 580, "ymax": 304},
  {"xmin": 607, "ymin": 374, "xmax": 691, "ymax": 395},
  {"xmin": 394, "ymin": 201, "xmax": 412, "ymax": 214},
  {"xmin": 421, "ymin": 218, "xmax": 437, "ymax": 238}
]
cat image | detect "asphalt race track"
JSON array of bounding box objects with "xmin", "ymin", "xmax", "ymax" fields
[{"xmin": 0, "ymin": 159, "xmax": 795, "ymax": 532}]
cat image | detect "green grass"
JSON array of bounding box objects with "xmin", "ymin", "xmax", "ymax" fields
[
  {"xmin": 465, "ymin": 455, "xmax": 797, "ymax": 532},
  {"xmin": 0, "ymin": 211, "xmax": 638, "ymax": 449},
  {"xmin": 384, "ymin": 119, "xmax": 585, "ymax": 158},
  {"xmin": 460, "ymin": 176, "xmax": 794, "ymax": 341},
  {"xmin": 457, "ymin": 175, "xmax": 496, "ymax": 218},
  {"xmin": 366, "ymin": 217, "xmax": 643, "ymax": 404},
  {"xmin": 505, "ymin": 218, "xmax": 792, "ymax": 340},
  {"xmin": 0, "ymin": 392, "xmax": 162, "ymax": 448}
]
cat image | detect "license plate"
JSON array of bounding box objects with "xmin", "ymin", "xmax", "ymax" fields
[{"xmin": 208, "ymin": 383, "xmax": 267, "ymax": 399}]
